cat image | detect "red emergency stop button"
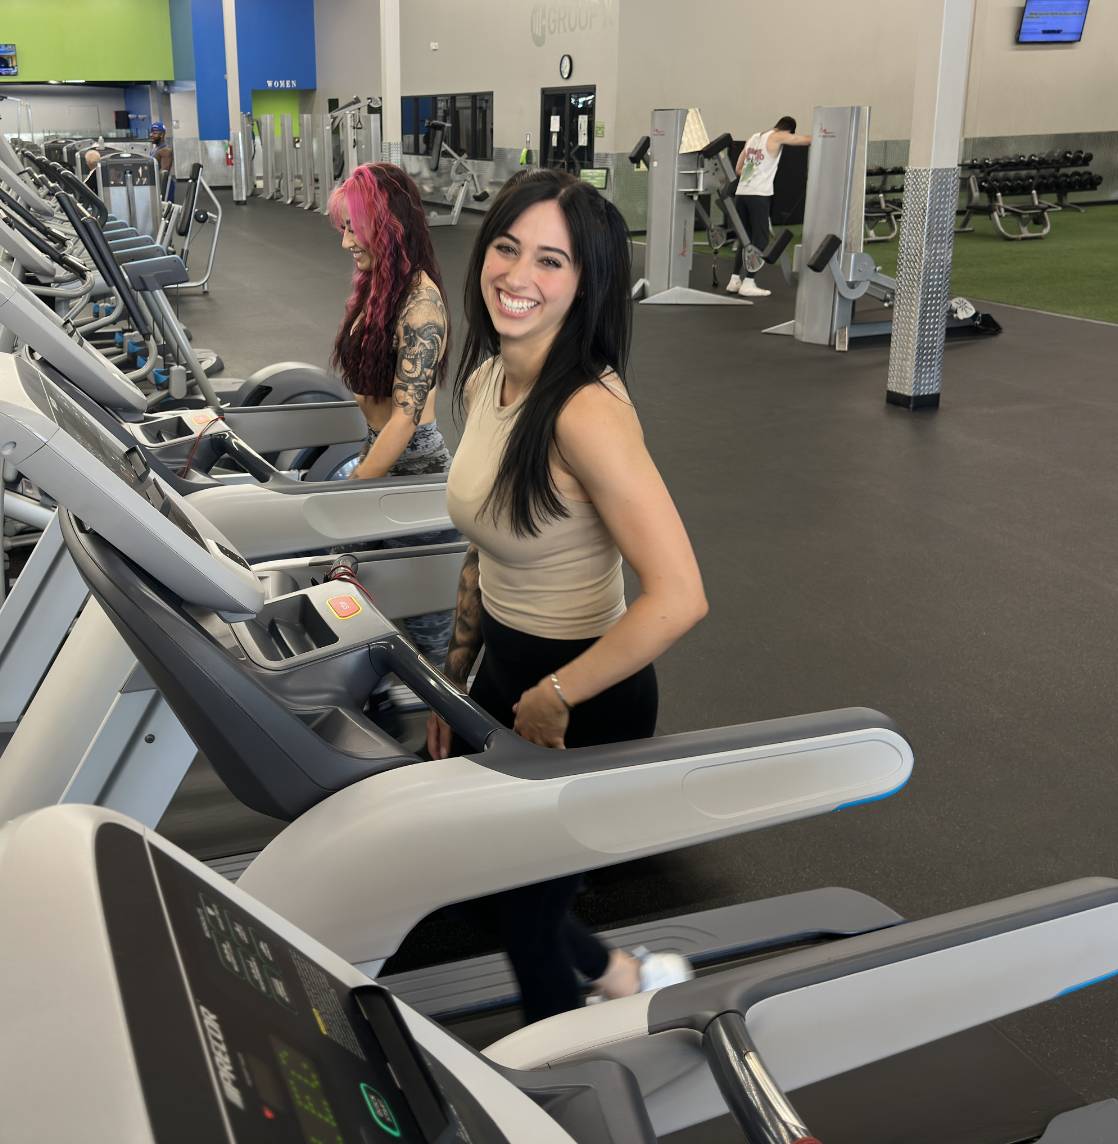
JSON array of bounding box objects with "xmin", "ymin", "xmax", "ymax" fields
[{"xmin": 327, "ymin": 595, "xmax": 362, "ymax": 620}]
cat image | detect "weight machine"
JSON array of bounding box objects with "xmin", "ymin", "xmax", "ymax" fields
[
  {"xmin": 628, "ymin": 108, "xmax": 791, "ymax": 306},
  {"xmin": 423, "ymin": 120, "xmax": 489, "ymax": 227},
  {"xmin": 765, "ymin": 105, "xmax": 999, "ymax": 351}
]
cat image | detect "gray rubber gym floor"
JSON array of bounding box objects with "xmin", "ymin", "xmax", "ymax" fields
[{"xmin": 169, "ymin": 190, "xmax": 1118, "ymax": 1105}]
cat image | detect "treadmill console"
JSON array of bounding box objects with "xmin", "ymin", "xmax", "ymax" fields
[
  {"xmin": 34, "ymin": 361, "xmax": 157, "ymax": 494},
  {"xmin": 0, "ymin": 351, "xmax": 263, "ymax": 615},
  {"xmin": 0, "ymin": 265, "xmax": 149, "ymax": 414},
  {"xmin": 99, "ymin": 824, "xmax": 491, "ymax": 1142}
]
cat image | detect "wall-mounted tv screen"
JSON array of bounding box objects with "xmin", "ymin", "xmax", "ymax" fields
[
  {"xmin": 0, "ymin": 44, "xmax": 17, "ymax": 77},
  {"xmin": 1017, "ymin": 0, "xmax": 1089, "ymax": 44}
]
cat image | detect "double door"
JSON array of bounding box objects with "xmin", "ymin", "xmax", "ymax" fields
[{"xmin": 539, "ymin": 87, "xmax": 595, "ymax": 173}]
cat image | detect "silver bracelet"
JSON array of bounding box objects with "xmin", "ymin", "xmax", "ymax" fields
[{"xmin": 548, "ymin": 673, "xmax": 574, "ymax": 711}]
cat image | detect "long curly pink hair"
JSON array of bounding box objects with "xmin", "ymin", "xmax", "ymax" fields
[{"xmin": 329, "ymin": 163, "xmax": 447, "ymax": 400}]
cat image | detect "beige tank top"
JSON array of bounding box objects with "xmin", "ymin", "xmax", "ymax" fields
[{"xmin": 446, "ymin": 358, "xmax": 627, "ymax": 640}]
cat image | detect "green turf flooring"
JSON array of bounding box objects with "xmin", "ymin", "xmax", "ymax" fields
[{"xmin": 695, "ymin": 204, "xmax": 1118, "ymax": 324}]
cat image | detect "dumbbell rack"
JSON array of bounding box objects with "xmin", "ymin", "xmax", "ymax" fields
[
  {"xmin": 956, "ymin": 151, "xmax": 1102, "ymax": 241},
  {"xmin": 864, "ymin": 165, "xmax": 905, "ymax": 243}
]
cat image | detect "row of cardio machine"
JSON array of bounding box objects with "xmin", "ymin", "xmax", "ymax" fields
[
  {"xmin": 28, "ymin": 132, "xmax": 224, "ymax": 289},
  {"xmin": 0, "ymin": 129, "xmax": 364, "ymax": 472},
  {"xmin": 0, "ymin": 129, "xmax": 1115, "ymax": 1143}
]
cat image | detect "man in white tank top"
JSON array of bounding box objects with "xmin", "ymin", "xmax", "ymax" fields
[{"xmin": 727, "ymin": 115, "xmax": 812, "ymax": 298}]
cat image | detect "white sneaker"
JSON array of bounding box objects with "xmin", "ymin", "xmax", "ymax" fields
[
  {"xmin": 634, "ymin": 946, "xmax": 693, "ymax": 991},
  {"xmin": 725, "ymin": 274, "xmax": 742, "ymax": 293},
  {"xmin": 738, "ymin": 279, "xmax": 771, "ymax": 298},
  {"xmin": 584, "ymin": 946, "xmax": 693, "ymax": 1004}
]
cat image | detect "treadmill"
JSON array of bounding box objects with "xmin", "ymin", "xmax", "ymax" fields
[
  {"xmin": 2, "ymin": 804, "xmax": 1117, "ymax": 1142},
  {"xmin": 1, "ymin": 351, "xmax": 1114, "ymax": 1141},
  {"xmin": 0, "ymin": 345, "xmax": 914, "ymax": 1008},
  {"xmin": 0, "ymin": 266, "xmax": 459, "ymax": 745}
]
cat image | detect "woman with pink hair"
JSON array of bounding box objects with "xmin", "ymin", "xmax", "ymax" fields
[
  {"xmin": 330, "ymin": 162, "xmax": 450, "ymax": 479},
  {"xmin": 329, "ymin": 163, "xmax": 454, "ymax": 659}
]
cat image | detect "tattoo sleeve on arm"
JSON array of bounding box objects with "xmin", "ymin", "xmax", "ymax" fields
[
  {"xmin": 393, "ymin": 285, "xmax": 446, "ymax": 426},
  {"xmin": 444, "ymin": 545, "xmax": 482, "ymax": 686}
]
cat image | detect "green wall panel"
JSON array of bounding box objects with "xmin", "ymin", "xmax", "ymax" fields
[
  {"xmin": 251, "ymin": 90, "xmax": 302, "ymax": 137},
  {"xmin": 0, "ymin": 0, "xmax": 173, "ymax": 83}
]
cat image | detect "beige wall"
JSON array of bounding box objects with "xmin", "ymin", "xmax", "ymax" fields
[
  {"xmin": 313, "ymin": 0, "xmax": 381, "ymax": 116},
  {"xmin": 401, "ymin": 0, "xmax": 622, "ymax": 151},
  {"xmin": 311, "ymin": 1, "xmax": 1116, "ymax": 153},
  {"xmin": 615, "ymin": 0, "xmax": 1115, "ymax": 147},
  {"xmin": 966, "ymin": 0, "xmax": 1116, "ymax": 137},
  {"xmin": 615, "ymin": 0, "xmax": 920, "ymax": 145}
]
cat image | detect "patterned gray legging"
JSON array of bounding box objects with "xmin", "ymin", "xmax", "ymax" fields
[{"xmin": 365, "ymin": 421, "xmax": 457, "ymax": 664}]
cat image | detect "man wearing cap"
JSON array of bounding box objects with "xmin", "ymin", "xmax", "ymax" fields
[{"xmin": 149, "ymin": 121, "xmax": 175, "ymax": 200}]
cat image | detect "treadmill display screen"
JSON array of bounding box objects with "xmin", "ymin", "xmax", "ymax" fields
[
  {"xmin": 22, "ymin": 359, "xmax": 211, "ymax": 552},
  {"xmin": 271, "ymin": 1039, "xmax": 346, "ymax": 1142},
  {"xmin": 143, "ymin": 844, "xmax": 466, "ymax": 1143},
  {"xmin": 41, "ymin": 373, "xmax": 152, "ymax": 495}
]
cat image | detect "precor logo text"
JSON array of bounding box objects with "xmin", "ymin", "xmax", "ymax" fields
[{"xmin": 198, "ymin": 1004, "xmax": 245, "ymax": 1111}]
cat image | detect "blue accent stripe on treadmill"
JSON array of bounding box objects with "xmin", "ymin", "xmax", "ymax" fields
[
  {"xmin": 834, "ymin": 775, "xmax": 910, "ymax": 812},
  {"xmin": 1057, "ymin": 967, "xmax": 1118, "ymax": 998}
]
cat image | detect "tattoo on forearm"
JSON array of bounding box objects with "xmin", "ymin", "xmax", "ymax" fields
[
  {"xmin": 394, "ymin": 288, "xmax": 446, "ymax": 426},
  {"xmin": 444, "ymin": 546, "xmax": 482, "ymax": 685}
]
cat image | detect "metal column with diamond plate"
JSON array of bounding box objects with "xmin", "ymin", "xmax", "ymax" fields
[
  {"xmin": 886, "ymin": 0, "xmax": 977, "ymax": 409},
  {"xmin": 380, "ymin": 0, "xmax": 402, "ymax": 166}
]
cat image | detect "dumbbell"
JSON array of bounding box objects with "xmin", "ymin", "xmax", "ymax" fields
[{"xmin": 1070, "ymin": 150, "xmax": 1085, "ymax": 165}]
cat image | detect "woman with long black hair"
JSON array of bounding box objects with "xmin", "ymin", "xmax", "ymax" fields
[{"xmin": 427, "ymin": 169, "xmax": 708, "ymax": 1023}]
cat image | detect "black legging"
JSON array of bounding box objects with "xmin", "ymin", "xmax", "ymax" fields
[
  {"xmin": 467, "ymin": 606, "xmax": 658, "ymax": 1023},
  {"xmin": 732, "ymin": 193, "xmax": 772, "ymax": 275}
]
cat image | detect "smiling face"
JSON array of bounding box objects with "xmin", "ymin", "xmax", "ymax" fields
[
  {"xmin": 340, "ymin": 210, "xmax": 373, "ymax": 273},
  {"xmin": 480, "ymin": 200, "xmax": 580, "ymax": 354}
]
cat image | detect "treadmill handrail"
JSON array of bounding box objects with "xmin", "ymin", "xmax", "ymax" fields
[
  {"xmin": 0, "ymin": 202, "xmax": 88, "ymax": 277},
  {"xmin": 484, "ymin": 878, "xmax": 1118, "ymax": 1141},
  {"xmin": 0, "ymin": 185, "xmax": 69, "ymax": 246},
  {"xmin": 648, "ymin": 876, "xmax": 1118, "ymax": 1036},
  {"xmin": 474, "ymin": 705, "xmax": 905, "ymax": 781}
]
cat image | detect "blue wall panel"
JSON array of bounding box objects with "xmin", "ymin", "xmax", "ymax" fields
[
  {"xmin": 235, "ymin": 0, "xmax": 316, "ymax": 110},
  {"xmin": 169, "ymin": 0, "xmax": 195, "ymax": 81},
  {"xmin": 123, "ymin": 86, "xmax": 153, "ymax": 138},
  {"xmin": 191, "ymin": 0, "xmax": 229, "ymax": 139}
]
